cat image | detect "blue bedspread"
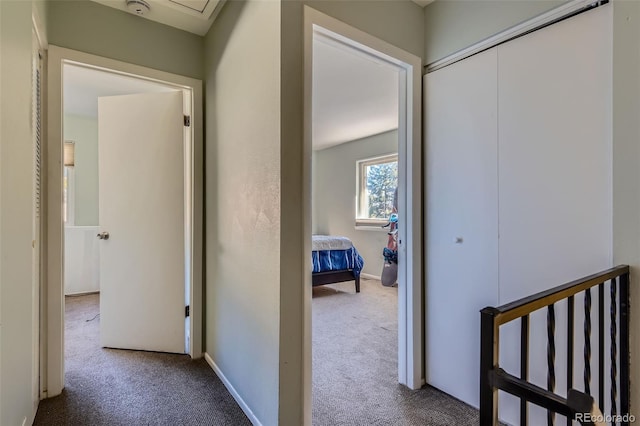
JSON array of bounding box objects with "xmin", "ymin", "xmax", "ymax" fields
[{"xmin": 312, "ymin": 247, "xmax": 364, "ymax": 276}]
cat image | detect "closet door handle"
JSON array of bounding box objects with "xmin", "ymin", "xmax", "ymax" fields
[{"xmin": 97, "ymin": 232, "xmax": 110, "ymax": 240}]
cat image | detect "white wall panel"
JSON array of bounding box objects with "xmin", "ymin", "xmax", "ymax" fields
[
  {"xmin": 64, "ymin": 226, "xmax": 100, "ymax": 295},
  {"xmin": 425, "ymin": 47, "xmax": 499, "ymax": 407}
]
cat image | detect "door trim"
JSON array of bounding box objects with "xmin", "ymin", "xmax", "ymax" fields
[
  {"xmin": 304, "ymin": 7, "xmax": 424, "ymax": 390},
  {"xmin": 44, "ymin": 45, "xmax": 203, "ymax": 397}
]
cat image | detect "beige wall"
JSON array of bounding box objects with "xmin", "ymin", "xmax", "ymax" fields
[
  {"xmin": 424, "ymin": 0, "xmax": 565, "ymax": 64},
  {"xmin": 64, "ymin": 114, "xmax": 98, "ymax": 226},
  {"xmin": 48, "ymin": 1, "xmax": 203, "ymax": 80},
  {"xmin": 313, "ymin": 131, "xmax": 398, "ymax": 277},
  {"xmin": 203, "ymin": 1, "xmax": 281, "ymax": 424},
  {"xmin": 202, "ymin": 1, "xmax": 425, "ymax": 424},
  {"xmin": 305, "ymin": 0, "xmax": 425, "ymax": 60},
  {"xmin": 0, "ymin": 1, "xmax": 47, "ymax": 425},
  {"xmin": 612, "ymin": 0, "xmax": 640, "ymax": 417}
]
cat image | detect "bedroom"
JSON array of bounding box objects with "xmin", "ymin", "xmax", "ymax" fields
[{"xmin": 309, "ymin": 25, "xmax": 435, "ymax": 423}]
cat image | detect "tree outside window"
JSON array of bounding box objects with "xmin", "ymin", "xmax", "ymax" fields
[{"xmin": 356, "ymin": 154, "xmax": 398, "ymax": 226}]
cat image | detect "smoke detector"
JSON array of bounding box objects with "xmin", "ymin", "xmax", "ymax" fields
[{"xmin": 126, "ymin": 0, "xmax": 150, "ymax": 16}]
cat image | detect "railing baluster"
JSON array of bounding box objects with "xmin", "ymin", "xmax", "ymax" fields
[
  {"xmin": 584, "ymin": 288, "xmax": 592, "ymax": 395},
  {"xmin": 619, "ymin": 273, "xmax": 630, "ymax": 425},
  {"xmin": 599, "ymin": 283, "xmax": 605, "ymax": 411},
  {"xmin": 480, "ymin": 307, "xmax": 499, "ymax": 426},
  {"xmin": 611, "ymin": 278, "xmax": 618, "ymax": 424},
  {"xmin": 521, "ymin": 315, "xmax": 529, "ymax": 426},
  {"xmin": 567, "ymin": 296, "xmax": 574, "ymax": 426},
  {"xmin": 479, "ymin": 266, "xmax": 630, "ymax": 425},
  {"xmin": 547, "ymin": 304, "xmax": 556, "ymax": 426}
]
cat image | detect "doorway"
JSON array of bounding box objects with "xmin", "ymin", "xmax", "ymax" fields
[
  {"xmin": 63, "ymin": 63, "xmax": 186, "ymax": 364},
  {"xmin": 310, "ymin": 25, "xmax": 402, "ymax": 423},
  {"xmin": 45, "ymin": 46, "xmax": 203, "ymax": 398},
  {"xmin": 304, "ymin": 7, "xmax": 423, "ymax": 397}
]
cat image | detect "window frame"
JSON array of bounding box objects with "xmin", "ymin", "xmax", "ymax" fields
[
  {"xmin": 63, "ymin": 140, "xmax": 76, "ymax": 225},
  {"xmin": 355, "ymin": 153, "xmax": 398, "ymax": 227},
  {"xmin": 63, "ymin": 165, "xmax": 75, "ymax": 225}
]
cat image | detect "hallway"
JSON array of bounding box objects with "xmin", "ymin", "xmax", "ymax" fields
[
  {"xmin": 34, "ymin": 284, "xmax": 485, "ymax": 425},
  {"xmin": 34, "ymin": 294, "xmax": 250, "ymax": 426}
]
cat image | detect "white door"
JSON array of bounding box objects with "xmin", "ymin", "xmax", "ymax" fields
[
  {"xmin": 425, "ymin": 47, "xmax": 499, "ymax": 407},
  {"xmin": 98, "ymin": 91, "xmax": 186, "ymax": 354}
]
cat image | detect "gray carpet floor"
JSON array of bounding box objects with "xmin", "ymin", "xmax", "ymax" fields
[
  {"xmin": 312, "ymin": 278, "xmax": 481, "ymax": 426},
  {"xmin": 33, "ymin": 293, "xmax": 251, "ymax": 426},
  {"xmin": 34, "ymin": 280, "xmax": 481, "ymax": 426}
]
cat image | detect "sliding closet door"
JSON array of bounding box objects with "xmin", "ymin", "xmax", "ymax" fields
[
  {"xmin": 497, "ymin": 5, "xmax": 612, "ymax": 424},
  {"xmin": 424, "ymin": 48, "xmax": 498, "ymax": 407}
]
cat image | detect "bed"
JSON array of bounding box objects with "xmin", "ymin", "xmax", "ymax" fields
[{"xmin": 312, "ymin": 235, "xmax": 364, "ymax": 293}]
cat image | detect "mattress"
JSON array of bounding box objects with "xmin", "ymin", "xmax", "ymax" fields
[
  {"xmin": 312, "ymin": 235, "xmax": 353, "ymax": 251},
  {"xmin": 312, "ymin": 235, "xmax": 364, "ymax": 276}
]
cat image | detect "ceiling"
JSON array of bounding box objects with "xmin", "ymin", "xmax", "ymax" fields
[
  {"xmin": 64, "ymin": 64, "xmax": 178, "ymax": 117},
  {"xmin": 412, "ymin": 0, "xmax": 434, "ymax": 7},
  {"xmin": 91, "ymin": 0, "xmax": 433, "ymax": 37},
  {"xmin": 85, "ymin": 1, "xmax": 429, "ymax": 149},
  {"xmin": 91, "ymin": 0, "xmax": 224, "ymax": 35},
  {"xmin": 312, "ymin": 36, "xmax": 399, "ymax": 151}
]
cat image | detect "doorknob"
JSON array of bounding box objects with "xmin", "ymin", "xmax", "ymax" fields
[{"xmin": 97, "ymin": 232, "xmax": 110, "ymax": 240}]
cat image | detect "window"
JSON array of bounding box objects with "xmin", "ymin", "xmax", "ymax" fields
[{"xmin": 356, "ymin": 154, "xmax": 398, "ymax": 226}]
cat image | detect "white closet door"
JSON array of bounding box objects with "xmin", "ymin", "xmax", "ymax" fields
[
  {"xmin": 498, "ymin": 5, "xmax": 612, "ymax": 305},
  {"xmin": 497, "ymin": 5, "xmax": 612, "ymax": 424},
  {"xmin": 425, "ymin": 47, "xmax": 499, "ymax": 407}
]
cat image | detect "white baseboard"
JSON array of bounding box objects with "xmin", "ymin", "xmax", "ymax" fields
[
  {"xmin": 64, "ymin": 290, "xmax": 100, "ymax": 297},
  {"xmin": 361, "ymin": 273, "xmax": 381, "ymax": 281},
  {"xmin": 204, "ymin": 352, "xmax": 263, "ymax": 426}
]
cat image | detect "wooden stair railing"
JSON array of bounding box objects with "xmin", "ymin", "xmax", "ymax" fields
[{"xmin": 480, "ymin": 265, "xmax": 631, "ymax": 425}]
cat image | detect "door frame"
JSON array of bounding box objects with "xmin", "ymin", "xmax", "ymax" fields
[
  {"xmin": 304, "ymin": 8, "xmax": 423, "ymax": 389},
  {"xmin": 44, "ymin": 45, "xmax": 203, "ymax": 398}
]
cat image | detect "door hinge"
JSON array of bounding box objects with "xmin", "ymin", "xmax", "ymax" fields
[
  {"xmin": 185, "ymin": 305, "xmax": 190, "ymax": 317},
  {"xmin": 183, "ymin": 115, "xmax": 191, "ymax": 127}
]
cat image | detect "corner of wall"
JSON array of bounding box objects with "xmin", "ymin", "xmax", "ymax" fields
[
  {"xmin": 611, "ymin": 0, "xmax": 640, "ymax": 417},
  {"xmin": 279, "ymin": 2, "xmax": 308, "ymax": 424}
]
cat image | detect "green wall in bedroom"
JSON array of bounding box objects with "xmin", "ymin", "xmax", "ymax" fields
[
  {"xmin": 64, "ymin": 114, "xmax": 99, "ymax": 226},
  {"xmin": 313, "ymin": 130, "xmax": 398, "ymax": 278}
]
